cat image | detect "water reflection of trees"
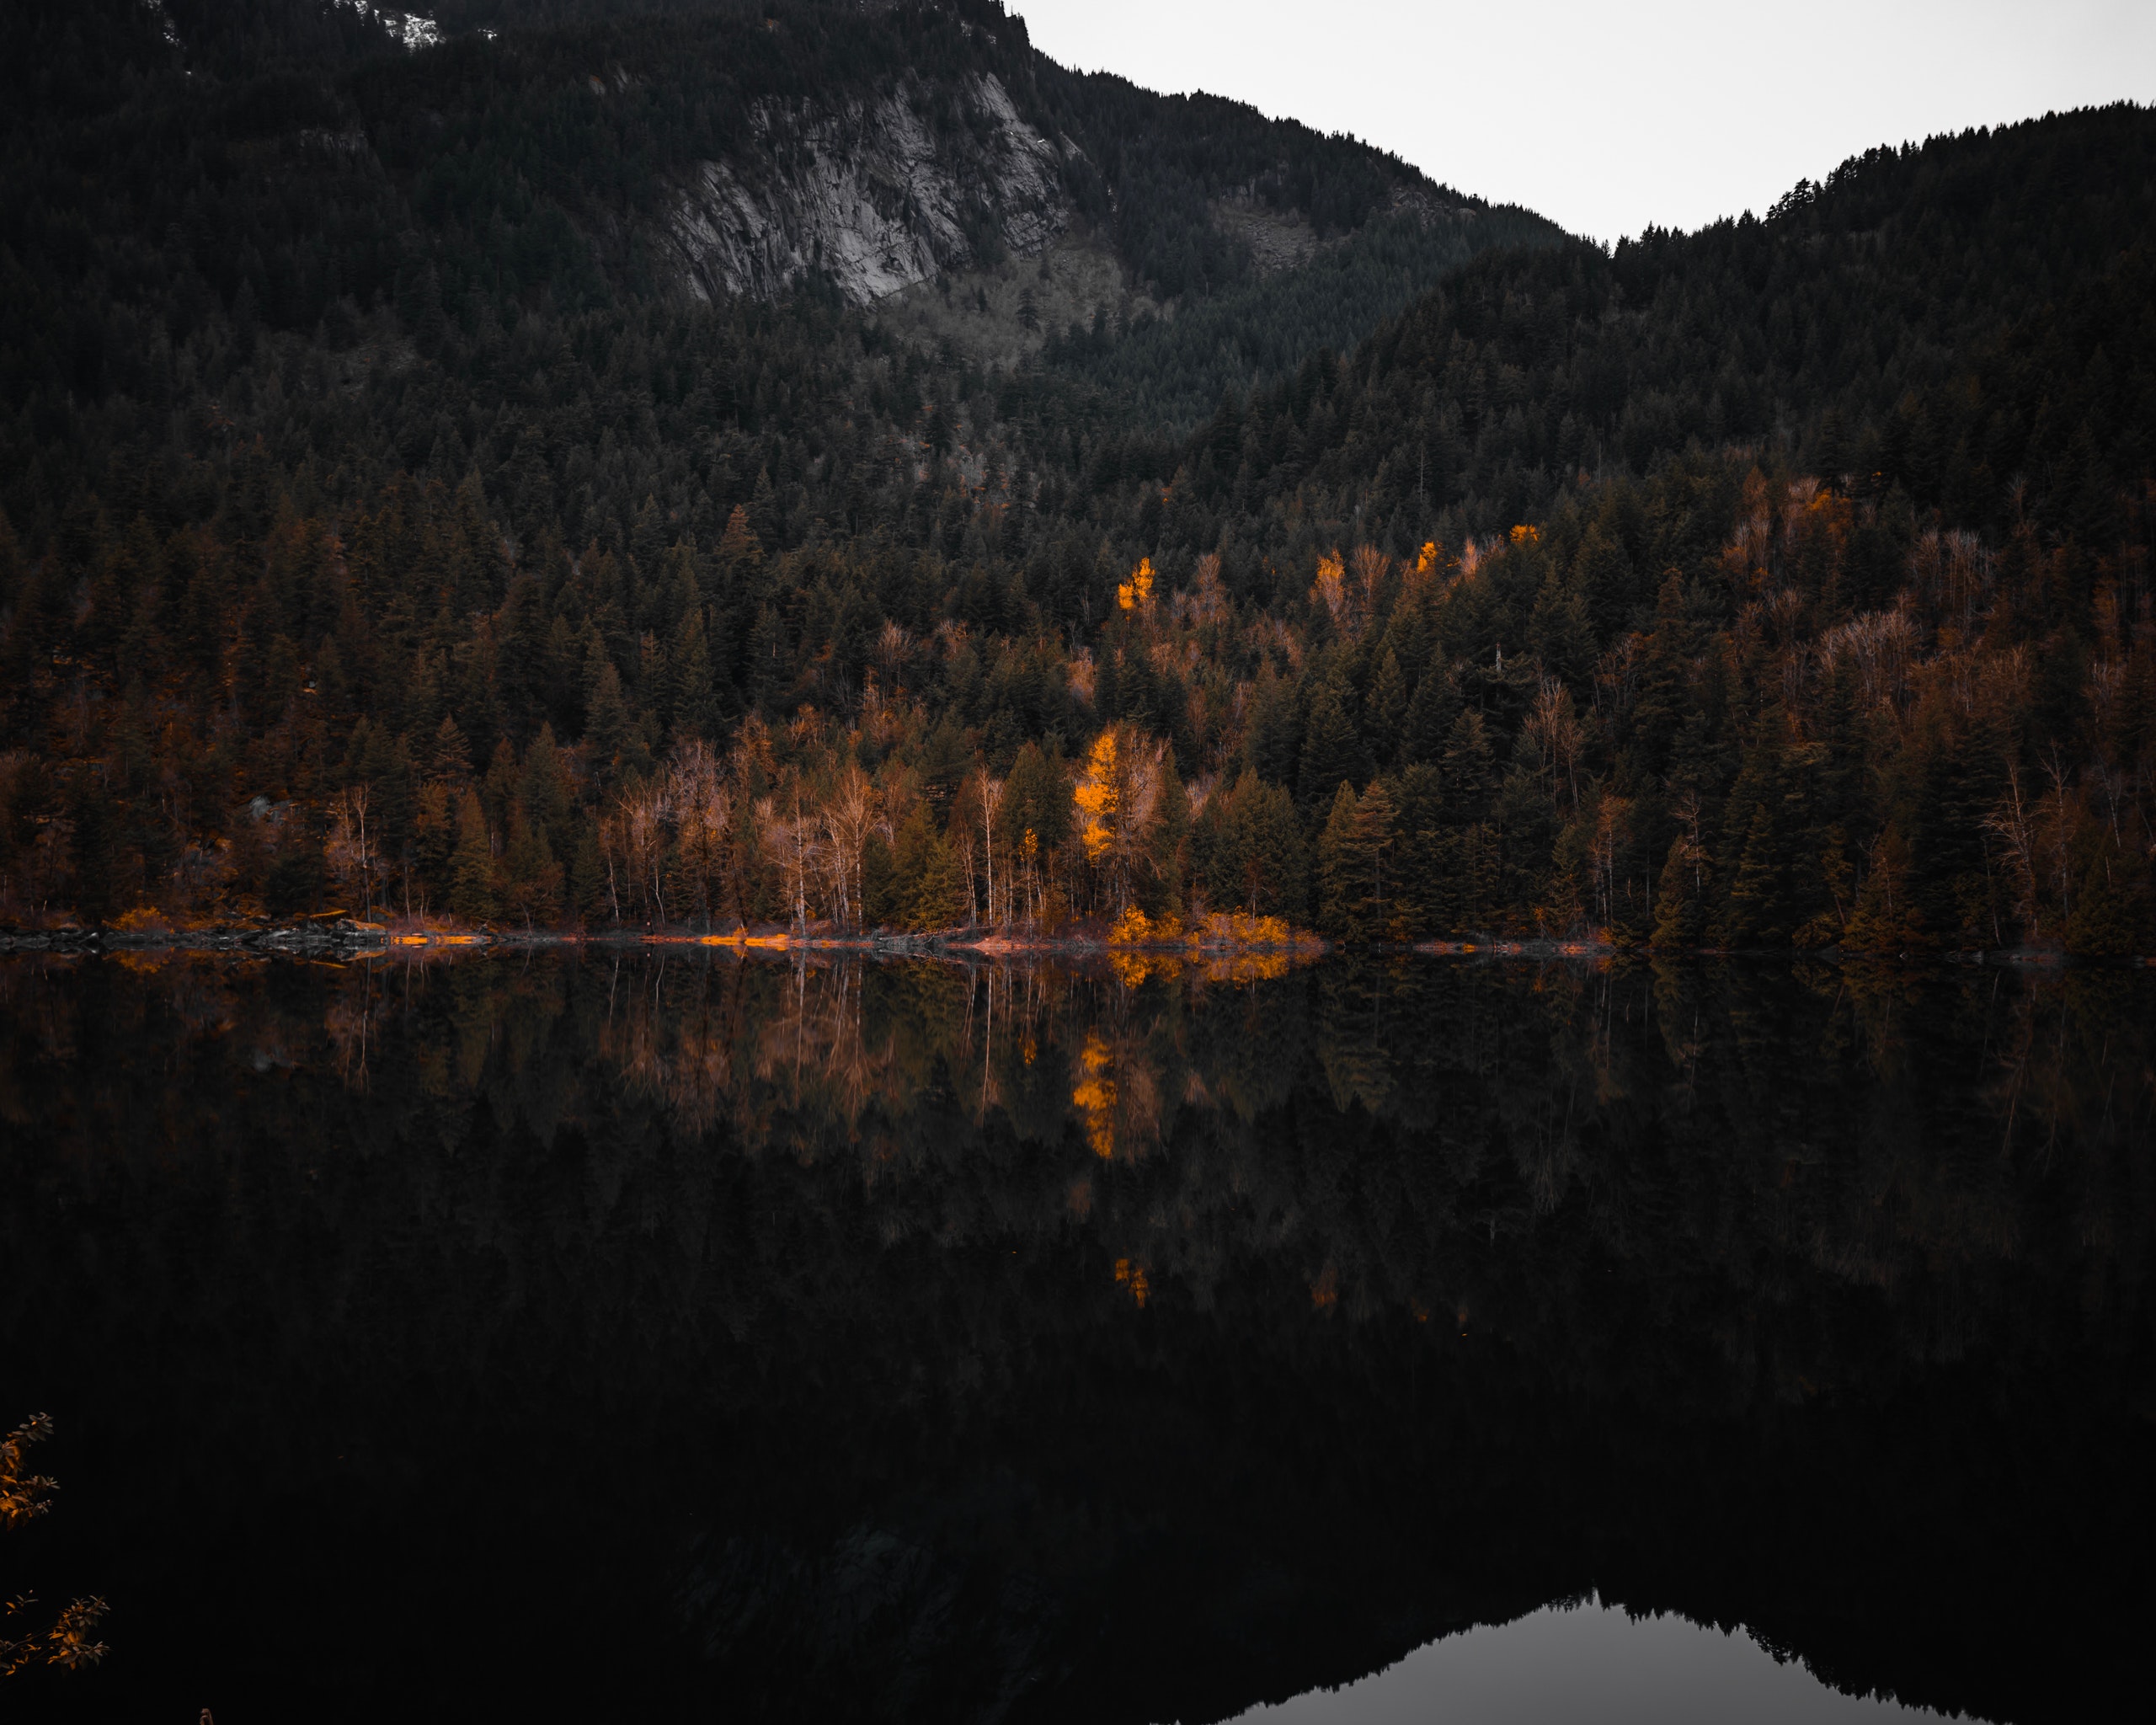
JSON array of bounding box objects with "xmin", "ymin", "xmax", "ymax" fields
[
  {"xmin": 8, "ymin": 952, "xmax": 2148, "ymax": 1375},
  {"xmin": 3, "ymin": 952, "xmax": 2152, "ymax": 1722}
]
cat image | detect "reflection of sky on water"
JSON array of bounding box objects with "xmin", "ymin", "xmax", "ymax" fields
[{"xmin": 1224, "ymin": 1600, "xmax": 1969, "ymax": 1724}]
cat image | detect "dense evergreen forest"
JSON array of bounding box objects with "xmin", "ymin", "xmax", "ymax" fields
[{"xmin": 1, "ymin": 0, "xmax": 2151, "ymax": 953}]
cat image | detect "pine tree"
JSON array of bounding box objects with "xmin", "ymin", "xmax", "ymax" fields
[
  {"xmin": 1716, "ymin": 804, "xmax": 1791, "ymax": 947},
  {"xmin": 671, "ymin": 606, "xmax": 718, "ymax": 742},
  {"xmin": 569, "ymin": 825, "xmax": 609, "ymax": 927},
  {"xmin": 448, "ymin": 789, "xmax": 499, "ymax": 924},
  {"xmin": 586, "ymin": 660, "xmax": 632, "ymax": 769},
  {"xmin": 501, "ymin": 799, "xmax": 562, "ymax": 928},
  {"xmin": 1527, "ymin": 567, "xmax": 1594, "ymax": 684},
  {"xmin": 1572, "ymin": 521, "xmax": 1637, "ymax": 642},
  {"xmin": 1438, "ymin": 708, "xmax": 1496, "ymax": 808},
  {"xmin": 2065, "ymin": 826, "xmax": 2155, "ymax": 955},
  {"xmin": 1652, "ymin": 832, "xmax": 1711, "ymax": 948},
  {"xmin": 1353, "ymin": 777, "xmax": 1400, "ymax": 936},
  {"xmin": 1403, "ymin": 665, "xmax": 1460, "ymax": 765},
  {"xmin": 1145, "ymin": 750, "xmax": 1190, "ymax": 921},
  {"xmin": 1317, "ymin": 782, "xmax": 1361, "ymax": 937},
  {"xmin": 481, "ymin": 737, "xmax": 520, "ymax": 837},
  {"xmin": 1316, "ymin": 777, "xmax": 1396, "ymax": 939},
  {"xmin": 1390, "ymin": 762, "xmax": 1443, "ymax": 937},
  {"xmin": 430, "ymin": 714, "xmax": 473, "ymax": 787},
  {"xmin": 1246, "ymin": 777, "xmax": 1308, "ymax": 921},
  {"xmin": 410, "ymin": 782, "xmax": 457, "ymax": 911},
  {"xmin": 1844, "ymin": 826, "xmax": 1928, "ymax": 952},
  {"xmin": 891, "ymin": 805, "xmax": 960, "ymax": 930},
  {"xmin": 1298, "ymin": 679, "xmax": 1366, "ymax": 812},
  {"xmin": 1364, "ymin": 649, "xmax": 1408, "ymax": 767},
  {"xmin": 518, "ymin": 725, "xmax": 574, "ymax": 857}
]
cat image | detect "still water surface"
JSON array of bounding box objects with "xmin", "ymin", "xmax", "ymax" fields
[{"xmin": 2, "ymin": 950, "xmax": 2148, "ymax": 1721}]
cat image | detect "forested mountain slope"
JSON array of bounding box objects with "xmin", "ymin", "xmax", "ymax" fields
[
  {"xmin": 0, "ymin": 3, "xmax": 2151, "ymax": 954},
  {"xmin": 3, "ymin": 0, "xmax": 1553, "ymax": 417}
]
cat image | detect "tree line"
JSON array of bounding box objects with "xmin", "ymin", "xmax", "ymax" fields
[{"xmin": 0, "ymin": 8, "xmax": 2149, "ymax": 950}]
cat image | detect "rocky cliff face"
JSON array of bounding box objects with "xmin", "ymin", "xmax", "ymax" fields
[{"xmin": 659, "ymin": 72, "xmax": 1068, "ymax": 306}]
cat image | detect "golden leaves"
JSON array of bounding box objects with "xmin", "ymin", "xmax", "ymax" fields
[
  {"xmin": 1072, "ymin": 1028, "xmax": 1118, "ymax": 1157},
  {"xmin": 1113, "ymin": 1257, "xmax": 1150, "ymax": 1308},
  {"xmin": 1074, "ymin": 729, "xmax": 1119, "ymax": 863}
]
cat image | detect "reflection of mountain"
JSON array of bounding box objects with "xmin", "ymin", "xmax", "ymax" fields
[{"xmin": 0, "ymin": 953, "xmax": 2150, "ymax": 1721}]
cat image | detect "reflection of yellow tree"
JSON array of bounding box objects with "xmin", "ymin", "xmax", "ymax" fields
[
  {"xmin": 1072, "ymin": 1030, "xmax": 1118, "ymax": 1157},
  {"xmin": 24, "ymin": 952, "xmax": 2156, "ymax": 1371},
  {"xmin": 1191, "ymin": 949, "xmax": 1292, "ymax": 985},
  {"xmin": 1108, "ymin": 947, "xmax": 1182, "ymax": 987},
  {"xmin": 1068, "ymin": 1024, "xmax": 1162, "ymax": 1162},
  {"xmin": 1113, "ymin": 1257, "xmax": 1150, "ymax": 1307}
]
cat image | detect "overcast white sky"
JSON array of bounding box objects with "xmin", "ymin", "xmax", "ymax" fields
[{"xmin": 1012, "ymin": 1, "xmax": 2156, "ymax": 242}]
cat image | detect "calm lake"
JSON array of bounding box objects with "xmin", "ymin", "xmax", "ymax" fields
[{"xmin": 3, "ymin": 951, "xmax": 2150, "ymax": 1721}]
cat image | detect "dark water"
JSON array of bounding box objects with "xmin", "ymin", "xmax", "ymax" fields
[{"xmin": 2, "ymin": 951, "xmax": 2151, "ymax": 1722}]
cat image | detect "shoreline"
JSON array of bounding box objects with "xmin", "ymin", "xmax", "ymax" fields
[
  {"xmin": 0, "ymin": 921, "xmax": 1328, "ymax": 961},
  {"xmin": 0, "ymin": 923, "xmax": 2145, "ymax": 968}
]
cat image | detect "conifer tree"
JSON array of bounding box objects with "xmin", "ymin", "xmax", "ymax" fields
[
  {"xmin": 1652, "ymin": 832, "xmax": 1712, "ymax": 948},
  {"xmin": 1365, "ymin": 649, "xmax": 1408, "ymax": 765},
  {"xmin": 448, "ymin": 789, "xmax": 499, "ymax": 923},
  {"xmin": 1843, "ymin": 826, "xmax": 1928, "ymax": 952},
  {"xmin": 501, "ymin": 800, "xmax": 562, "ymax": 928},
  {"xmin": 672, "ymin": 608, "xmax": 718, "ymax": 743},
  {"xmin": 1717, "ymin": 804, "xmax": 1792, "ymax": 947},
  {"xmin": 1317, "ymin": 777, "xmax": 1396, "ymax": 939},
  {"xmin": 1317, "ymin": 782, "xmax": 1361, "ymax": 937},
  {"xmin": 1298, "ymin": 680, "xmax": 1366, "ymax": 813},
  {"xmin": 891, "ymin": 805, "xmax": 961, "ymax": 930},
  {"xmin": 1403, "ymin": 666, "xmax": 1461, "ymax": 765},
  {"xmin": 586, "ymin": 662, "xmax": 632, "ymax": 770}
]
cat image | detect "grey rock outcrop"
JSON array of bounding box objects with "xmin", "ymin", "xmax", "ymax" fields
[{"xmin": 659, "ymin": 72, "xmax": 1067, "ymax": 306}]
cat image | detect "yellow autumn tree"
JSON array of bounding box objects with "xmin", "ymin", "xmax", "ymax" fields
[
  {"xmin": 1310, "ymin": 549, "xmax": 1348, "ymax": 627},
  {"xmin": 1073, "ymin": 723, "xmax": 1166, "ymax": 916},
  {"xmin": 1116, "ymin": 556, "xmax": 1155, "ymax": 612}
]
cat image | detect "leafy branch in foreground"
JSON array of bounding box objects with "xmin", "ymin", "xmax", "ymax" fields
[{"xmin": 1, "ymin": 1414, "xmax": 108, "ymax": 1676}]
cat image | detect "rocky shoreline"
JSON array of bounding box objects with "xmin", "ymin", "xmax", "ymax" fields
[
  {"xmin": 0, "ymin": 923, "xmax": 2146, "ymax": 967},
  {"xmin": 0, "ymin": 921, "xmax": 1316, "ymax": 961}
]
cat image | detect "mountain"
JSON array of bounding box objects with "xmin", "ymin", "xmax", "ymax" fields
[
  {"xmin": 1236, "ymin": 111, "xmax": 2156, "ymax": 547},
  {"xmin": 0, "ymin": 3, "xmax": 2151, "ymax": 955},
  {"xmin": 2, "ymin": 0, "xmax": 1557, "ymax": 423}
]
